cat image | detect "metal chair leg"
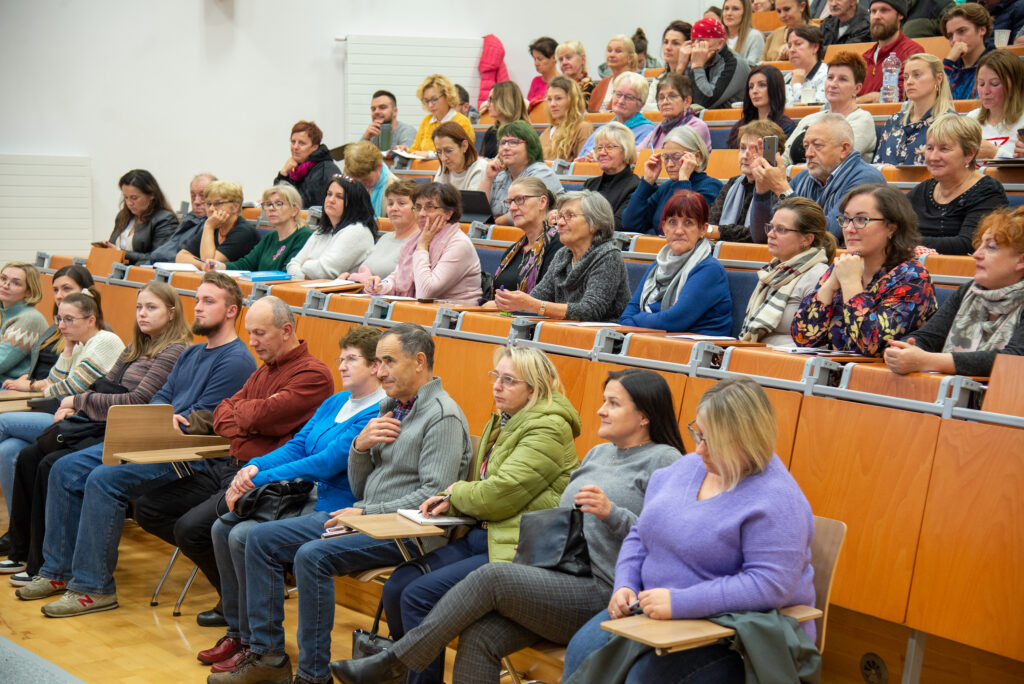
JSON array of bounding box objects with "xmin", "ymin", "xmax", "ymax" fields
[
  {"xmin": 172, "ymin": 563, "xmax": 199, "ymax": 617},
  {"xmin": 151, "ymin": 547, "xmax": 181, "ymax": 606},
  {"xmin": 500, "ymin": 657, "xmax": 525, "ymax": 684}
]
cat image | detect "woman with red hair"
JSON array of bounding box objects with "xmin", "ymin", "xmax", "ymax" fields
[{"xmin": 273, "ymin": 120, "xmax": 341, "ymax": 210}]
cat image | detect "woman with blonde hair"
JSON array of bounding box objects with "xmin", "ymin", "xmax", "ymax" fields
[
  {"xmin": 588, "ymin": 35, "xmax": 637, "ymax": 112},
  {"xmin": 0, "ymin": 262, "xmax": 47, "ymax": 383},
  {"xmin": 582, "ymin": 122, "xmax": 641, "ymax": 230},
  {"xmin": 970, "ymin": 49, "xmax": 1024, "ymax": 159},
  {"xmin": 480, "ymin": 80, "xmax": 530, "ymax": 158},
  {"xmin": 407, "ymin": 74, "xmax": 475, "ymax": 154},
  {"xmin": 205, "ymin": 184, "xmax": 312, "ymax": 272},
  {"xmin": 874, "ymin": 53, "xmax": 955, "ymax": 166},
  {"xmin": 577, "ymin": 72, "xmax": 655, "ymax": 158},
  {"xmin": 539, "ymin": 76, "xmax": 594, "ymax": 161},
  {"xmin": 555, "ymin": 40, "xmax": 595, "ymax": 100},
  {"xmin": 723, "ymin": 0, "xmax": 765, "ymax": 65}
]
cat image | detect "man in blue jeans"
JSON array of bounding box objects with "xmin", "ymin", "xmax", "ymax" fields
[
  {"xmin": 15, "ymin": 272, "xmax": 256, "ymax": 616},
  {"xmin": 208, "ymin": 323, "xmax": 473, "ymax": 684}
]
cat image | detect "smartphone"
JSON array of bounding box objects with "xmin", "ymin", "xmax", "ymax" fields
[
  {"xmin": 1017, "ymin": 128, "xmax": 1024, "ymax": 141},
  {"xmin": 91, "ymin": 241, "xmax": 110, "ymax": 248},
  {"xmin": 379, "ymin": 122, "xmax": 392, "ymax": 150},
  {"xmin": 762, "ymin": 136, "xmax": 778, "ymax": 166}
]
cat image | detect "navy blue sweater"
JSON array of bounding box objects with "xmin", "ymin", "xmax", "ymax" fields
[
  {"xmin": 621, "ymin": 173, "xmax": 724, "ymax": 235},
  {"xmin": 619, "ymin": 257, "xmax": 733, "ymax": 334},
  {"xmin": 150, "ymin": 338, "xmax": 256, "ymax": 420}
]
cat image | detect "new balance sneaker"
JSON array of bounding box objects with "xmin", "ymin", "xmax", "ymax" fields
[
  {"xmin": 40, "ymin": 590, "xmax": 118, "ymax": 617},
  {"xmin": 0, "ymin": 559, "xmax": 27, "ymax": 574},
  {"xmin": 15, "ymin": 576, "xmax": 67, "ymax": 600}
]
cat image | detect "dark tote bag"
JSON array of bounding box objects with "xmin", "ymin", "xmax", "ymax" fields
[
  {"xmin": 226, "ymin": 480, "xmax": 316, "ymax": 523},
  {"xmin": 34, "ymin": 415, "xmax": 107, "ymax": 454},
  {"xmin": 512, "ymin": 505, "xmax": 592, "ymax": 577}
]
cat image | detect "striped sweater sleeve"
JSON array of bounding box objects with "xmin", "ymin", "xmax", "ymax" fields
[
  {"xmin": 73, "ymin": 343, "xmax": 186, "ymax": 421},
  {"xmin": 0, "ymin": 308, "xmax": 47, "ymax": 376},
  {"xmin": 45, "ymin": 331, "xmax": 126, "ymax": 397}
]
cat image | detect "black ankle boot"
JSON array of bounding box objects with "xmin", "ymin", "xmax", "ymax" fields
[{"xmin": 329, "ymin": 650, "xmax": 407, "ymax": 684}]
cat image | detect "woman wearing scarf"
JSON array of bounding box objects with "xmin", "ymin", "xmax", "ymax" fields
[
  {"xmin": 272, "ymin": 121, "xmax": 341, "ymax": 211},
  {"xmin": 710, "ymin": 120, "xmax": 786, "ymax": 242},
  {"xmin": 740, "ymin": 197, "xmax": 835, "ymax": 344},
  {"xmin": 885, "ymin": 207, "xmax": 1024, "ymax": 377},
  {"xmin": 620, "ymin": 191, "xmax": 732, "ymax": 333},
  {"xmin": 492, "ymin": 177, "xmax": 564, "ymax": 293},
  {"xmin": 637, "ymin": 73, "xmax": 711, "ymax": 152}
]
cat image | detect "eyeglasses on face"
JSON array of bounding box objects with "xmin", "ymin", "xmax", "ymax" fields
[
  {"xmin": 836, "ymin": 214, "xmax": 886, "ymax": 230},
  {"xmin": 422, "ymin": 96, "xmax": 442, "ymax": 106},
  {"xmin": 56, "ymin": 315, "xmax": 89, "ymax": 326},
  {"xmin": 656, "ymin": 92, "xmax": 682, "ymax": 103},
  {"xmin": 498, "ymin": 138, "xmax": 526, "ymax": 148},
  {"xmin": 488, "ymin": 370, "xmax": 527, "ymax": 388},
  {"xmin": 687, "ymin": 420, "xmax": 707, "ymax": 446},
  {"xmin": 206, "ymin": 200, "xmax": 233, "ymax": 209},
  {"xmin": 552, "ymin": 211, "xmax": 583, "ymax": 222},
  {"xmin": 503, "ymin": 195, "xmax": 542, "ymax": 209},
  {"xmin": 263, "ymin": 200, "xmax": 286, "ymax": 209},
  {"xmin": 335, "ymin": 354, "xmax": 365, "ymax": 367},
  {"xmin": 766, "ymin": 224, "xmax": 802, "ymax": 235},
  {"xmin": 612, "ymin": 90, "xmax": 642, "ymax": 103},
  {"xmin": 414, "ymin": 203, "xmax": 442, "ymax": 212},
  {"xmin": 662, "ymin": 153, "xmax": 686, "ymax": 163},
  {"xmin": 593, "ymin": 144, "xmax": 622, "ymax": 154}
]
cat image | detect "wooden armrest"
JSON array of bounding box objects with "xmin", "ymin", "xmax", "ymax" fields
[
  {"xmin": 334, "ymin": 513, "xmax": 446, "ymax": 540},
  {"xmin": 114, "ymin": 445, "xmax": 231, "ymax": 465},
  {"xmin": 101, "ymin": 404, "xmax": 230, "ymax": 464},
  {"xmin": 0, "ymin": 400, "xmax": 33, "ymax": 414},
  {"xmin": 601, "ymin": 605, "xmax": 822, "ymax": 654}
]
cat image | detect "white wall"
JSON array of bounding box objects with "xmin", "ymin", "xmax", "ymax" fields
[{"xmin": 0, "ymin": 0, "xmax": 706, "ymax": 253}]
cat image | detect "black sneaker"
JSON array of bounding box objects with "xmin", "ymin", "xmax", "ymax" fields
[{"xmin": 0, "ymin": 559, "xmax": 27, "ymax": 574}]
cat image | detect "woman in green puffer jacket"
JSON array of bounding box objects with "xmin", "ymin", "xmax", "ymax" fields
[{"xmin": 380, "ymin": 345, "xmax": 580, "ymax": 684}]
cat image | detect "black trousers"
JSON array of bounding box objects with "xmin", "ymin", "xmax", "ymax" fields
[{"xmin": 133, "ymin": 457, "xmax": 239, "ymax": 596}]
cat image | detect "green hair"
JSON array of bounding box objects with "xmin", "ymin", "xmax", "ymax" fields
[{"xmin": 497, "ymin": 120, "xmax": 544, "ymax": 165}]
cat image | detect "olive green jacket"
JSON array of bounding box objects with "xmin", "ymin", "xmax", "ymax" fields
[{"xmin": 449, "ymin": 391, "xmax": 581, "ymax": 562}]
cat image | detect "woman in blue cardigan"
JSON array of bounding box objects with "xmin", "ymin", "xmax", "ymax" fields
[
  {"xmin": 196, "ymin": 326, "xmax": 387, "ymax": 673},
  {"xmin": 620, "ymin": 190, "xmax": 732, "ymax": 333},
  {"xmin": 621, "ymin": 126, "xmax": 722, "ymax": 234}
]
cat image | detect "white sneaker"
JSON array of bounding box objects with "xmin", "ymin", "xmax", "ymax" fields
[
  {"xmin": 9, "ymin": 571, "xmax": 31, "ymax": 586},
  {"xmin": 0, "ymin": 559, "xmax": 27, "ymax": 574}
]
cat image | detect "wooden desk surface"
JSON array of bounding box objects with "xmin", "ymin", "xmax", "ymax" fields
[
  {"xmin": 0, "ymin": 400, "xmax": 33, "ymax": 414},
  {"xmin": 334, "ymin": 513, "xmax": 445, "ymax": 540},
  {"xmin": 115, "ymin": 445, "xmax": 230, "ymax": 464},
  {"xmin": 0, "ymin": 390, "xmax": 42, "ymax": 401}
]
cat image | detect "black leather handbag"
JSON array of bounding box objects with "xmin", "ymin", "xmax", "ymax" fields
[
  {"xmin": 351, "ymin": 557, "xmax": 431, "ymax": 659},
  {"xmin": 512, "ymin": 505, "xmax": 592, "ymax": 577},
  {"xmin": 35, "ymin": 415, "xmax": 107, "ymax": 454},
  {"xmin": 230, "ymin": 480, "xmax": 315, "ymax": 523}
]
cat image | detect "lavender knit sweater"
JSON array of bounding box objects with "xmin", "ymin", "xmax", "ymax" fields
[{"xmin": 614, "ymin": 454, "xmax": 816, "ymax": 639}]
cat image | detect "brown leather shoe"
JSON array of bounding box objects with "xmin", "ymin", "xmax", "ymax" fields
[
  {"xmin": 198, "ymin": 636, "xmax": 241, "ymax": 665},
  {"xmin": 206, "ymin": 652, "xmax": 292, "ymax": 684},
  {"xmin": 211, "ymin": 646, "xmax": 250, "ymax": 673}
]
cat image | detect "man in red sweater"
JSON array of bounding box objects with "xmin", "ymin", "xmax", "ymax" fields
[
  {"xmin": 858, "ymin": 0, "xmax": 926, "ymax": 102},
  {"xmin": 134, "ymin": 295, "xmax": 333, "ymax": 626}
]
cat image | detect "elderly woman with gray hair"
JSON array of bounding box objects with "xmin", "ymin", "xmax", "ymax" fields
[
  {"xmin": 582, "ymin": 122, "xmax": 641, "ymax": 230},
  {"xmin": 495, "ymin": 191, "xmax": 631, "ymax": 321},
  {"xmin": 577, "ymin": 72, "xmax": 655, "ymax": 159},
  {"xmin": 622, "ymin": 126, "xmax": 723, "ymax": 234}
]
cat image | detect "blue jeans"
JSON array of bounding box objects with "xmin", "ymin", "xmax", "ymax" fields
[
  {"xmin": 244, "ymin": 514, "xmax": 412, "ymax": 682},
  {"xmin": 0, "ymin": 411, "xmax": 53, "ymax": 513},
  {"xmin": 381, "ymin": 526, "xmax": 489, "ymax": 684},
  {"xmin": 565, "ymin": 610, "xmax": 744, "ymax": 684}
]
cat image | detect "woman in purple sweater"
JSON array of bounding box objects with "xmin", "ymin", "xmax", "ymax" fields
[{"xmin": 564, "ymin": 376, "xmax": 816, "ymax": 682}]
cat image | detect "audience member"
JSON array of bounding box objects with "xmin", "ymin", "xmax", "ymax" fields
[
  {"xmin": 753, "ymin": 0, "xmax": 776, "ymax": 10},
  {"xmin": 784, "ymin": 25, "xmax": 828, "ymax": 105},
  {"xmin": 432, "ymin": 122, "xmax": 489, "ymax": 191},
  {"xmin": 479, "ymin": 121, "xmax": 564, "ymax": 223},
  {"xmin": 176, "ymin": 181, "xmax": 259, "ymax": 269},
  {"xmin": 659, "ymin": 20, "xmax": 695, "ymax": 75},
  {"xmin": 706, "ymin": 6, "xmax": 725, "ymax": 21},
  {"xmin": 597, "ymin": 29, "xmax": 662, "ymax": 78},
  {"xmin": 982, "ymin": 0, "xmax": 1024, "ymax": 43},
  {"xmin": 941, "ymin": 3, "xmax": 995, "ymax": 99},
  {"xmin": 623, "ymin": 126, "xmax": 723, "ymax": 233},
  {"xmin": 197, "ymin": 326, "xmax": 385, "ymax": 674},
  {"xmin": 344, "ymin": 140, "xmax": 394, "ymax": 218},
  {"xmin": 682, "ymin": 17, "xmax": 751, "ymax": 110},
  {"xmin": 527, "ymin": 36, "xmax": 559, "ymax": 109},
  {"xmin": 37, "ymin": 293, "xmax": 124, "ymax": 400},
  {"xmin": 740, "ymin": 197, "xmax": 836, "ymax": 343},
  {"xmin": 454, "ymin": 84, "xmax": 479, "ymax": 124},
  {"xmin": 970, "ymin": 48, "xmax": 1024, "ymax": 158},
  {"xmin": 858, "ymin": 0, "xmax": 926, "ymax": 102},
  {"xmin": 638, "ymin": 73, "xmax": 712, "ymax": 151},
  {"xmin": 822, "ymin": 0, "xmax": 872, "ymax": 45},
  {"xmin": 539, "ymin": 76, "xmax": 594, "ymax": 161},
  {"xmin": 726, "ymin": 65, "xmax": 797, "ymax": 148},
  {"xmin": 366, "ymin": 183, "xmax": 482, "ymax": 303},
  {"xmin": 589, "ymin": 35, "xmax": 638, "ymax": 112},
  {"xmin": 363, "ymin": 90, "xmax": 417, "ymax": 152},
  {"xmin": 555, "ymin": 40, "xmax": 595, "ymax": 101},
  {"xmin": 763, "ymin": 0, "xmax": 811, "ymax": 60},
  {"xmin": 210, "ymin": 323, "xmax": 471, "ymax": 684},
  {"xmin": 885, "ymin": 207, "xmax": 1024, "ymax": 376},
  {"xmin": 724, "ymin": 0, "xmax": 767, "ymax": 65},
  {"xmin": 343, "ymin": 180, "xmax": 420, "ymax": 284},
  {"xmin": 582, "ymin": 122, "xmax": 641, "ymax": 230},
  {"xmin": 380, "ymin": 346, "xmax": 580, "ymax": 684},
  {"xmin": 909, "ymin": 114, "xmax": 1008, "ymax": 254},
  {"xmin": 480, "ymin": 80, "xmax": 530, "ymax": 158},
  {"xmin": 903, "ymin": 0, "xmax": 956, "ymax": 39},
  {"xmin": 0, "ymin": 262, "xmax": 46, "ymax": 383},
  {"xmin": 563, "ymin": 377, "xmax": 816, "ymax": 682},
  {"xmin": 407, "ymin": 74, "xmax": 476, "ymax": 154},
  {"xmin": 286, "ymin": 176, "xmax": 378, "ymax": 279},
  {"xmin": 752, "ymin": 114, "xmax": 885, "ymax": 241},
  {"xmin": 620, "ymin": 191, "xmax": 733, "ymax": 334},
  {"xmin": 272, "ymin": 121, "xmax": 341, "ymax": 211},
  {"xmin": 22, "ymin": 272, "xmax": 256, "ymax": 616},
  {"xmin": 496, "ymin": 191, "xmax": 631, "ymax": 321},
  {"xmin": 205, "ymin": 185, "xmax": 311, "ymax": 273},
  {"xmin": 100, "ymin": 169, "xmax": 179, "ymax": 265},
  {"xmin": 492, "ymin": 177, "xmax": 563, "ymax": 293},
  {"xmin": 329, "ymin": 368, "xmax": 683, "ymax": 684},
  {"xmin": 874, "ymin": 54, "xmax": 955, "ymax": 165},
  {"xmin": 792, "ymin": 184, "xmax": 936, "ymax": 354},
  {"xmin": 578, "ymin": 72, "xmax": 655, "ymax": 158},
  {"xmin": 711, "ymin": 121, "xmax": 788, "ymax": 241},
  {"xmin": 146, "ymin": 173, "xmax": 216, "ymax": 265},
  {"xmin": 784, "ymin": 51, "xmax": 878, "ymax": 164}
]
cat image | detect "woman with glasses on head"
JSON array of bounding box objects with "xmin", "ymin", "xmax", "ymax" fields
[
  {"xmin": 495, "ymin": 191, "xmax": 631, "ymax": 321},
  {"xmin": 582, "ymin": 122, "xmax": 641, "ymax": 230},
  {"xmin": 286, "ymin": 176, "xmax": 379, "ymax": 280},
  {"xmin": 175, "ymin": 181, "xmax": 259, "ymax": 269},
  {"xmin": 740, "ymin": 197, "xmax": 836, "ymax": 343},
  {"xmin": 577, "ymin": 72, "xmax": 655, "ymax": 159},
  {"xmin": 204, "ymin": 184, "xmax": 312, "ymax": 273},
  {"xmin": 100, "ymin": 169, "xmax": 179, "ymax": 265},
  {"xmin": 792, "ymin": 184, "xmax": 937, "ymax": 355},
  {"xmin": 479, "ymin": 81, "xmax": 530, "ymax": 159},
  {"xmin": 623, "ymin": 126, "xmax": 723, "ymax": 234},
  {"xmin": 637, "ymin": 73, "xmax": 712, "ymax": 152},
  {"xmin": 330, "ymin": 368, "xmax": 684, "ymax": 684},
  {"xmin": 539, "ymin": 76, "xmax": 593, "ymax": 162},
  {"xmin": 620, "ymin": 191, "xmax": 732, "ymax": 334},
  {"xmin": 555, "ymin": 41, "xmax": 595, "ymax": 101},
  {"xmin": 272, "ymin": 121, "xmax": 341, "ymax": 211},
  {"xmin": 432, "ymin": 122, "xmax": 489, "ymax": 191},
  {"xmin": 365, "ymin": 182, "xmax": 481, "ymax": 303},
  {"xmin": 479, "ymin": 121, "xmax": 564, "ymax": 225},
  {"xmin": 726, "ymin": 65, "xmax": 796, "ymax": 149},
  {"xmin": 563, "ymin": 377, "xmax": 815, "ymax": 683},
  {"xmin": 407, "ymin": 74, "xmax": 476, "ymax": 156},
  {"xmin": 491, "ymin": 178, "xmax": 563, "ymax": 294}
]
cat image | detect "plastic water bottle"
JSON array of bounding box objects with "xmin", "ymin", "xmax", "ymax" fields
[{"xmin": 879, "ymin": 52, "xmax": 902, "ymax": 104}]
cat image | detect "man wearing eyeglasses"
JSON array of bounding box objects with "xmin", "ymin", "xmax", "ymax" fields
[{"xmin": 748, "ymin": 114, "xmax": 885, "ymax": 243}]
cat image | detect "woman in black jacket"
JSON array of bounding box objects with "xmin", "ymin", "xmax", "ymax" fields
[
  {"xmin": 273, "ymin": 120, "xmax": 341, "ymax": 210},
  {"xmin": 103, "ymin": 169, "xmax": 178, "ymax": 265}
]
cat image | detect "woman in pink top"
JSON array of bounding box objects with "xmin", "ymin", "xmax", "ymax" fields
[
  {"xmin": 365, "ymin": 183, "xmax": 482, "ymax": 304},
  {"xmin": 527, "ymin": 37, "xmax": 559, "ymax": 109}
]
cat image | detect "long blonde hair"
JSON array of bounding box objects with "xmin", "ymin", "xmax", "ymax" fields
[
  {"xmin": 902, "ymin": 54, "xmax": 953, "ymax": 126},
  {"xmin": 547, "ymin": 76, "xmax": 588, "ymax": 161},
  {"xmin": 492, "ymin": 346, "xmax": 564, "ymax": 413},
  {"xmin": 730, "ymin": 0, "xmax": 756, "ymax": 55}
]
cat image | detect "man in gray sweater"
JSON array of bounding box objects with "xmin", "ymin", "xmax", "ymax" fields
[{"xmin": 209, "ymin": 323, "xmax": 472, "ymax": 684}]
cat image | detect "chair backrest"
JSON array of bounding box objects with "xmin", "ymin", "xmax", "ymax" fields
[
  {"xmin": 811, "ymin": 514, "xmax": 847, "ymax": 652},
  {"xmin": 725, "ymin": 269, "xmax": 759, "ymax": 337},
  {"xmin": 101, "ymin": 404, "xmax": 230, "ymax": 465}
]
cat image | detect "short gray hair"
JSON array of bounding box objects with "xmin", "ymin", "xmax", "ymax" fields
[
  {"xmin": 664, "ymin": 126, "xmax": 709, "ymax": 172},
  {"xmin": 611, "ymin": 71, "xmax": 650, "ymax": 106},
  {"xmin": 556, "ymin": 190, "xmax": 615, "ymax": 244},
  {"xmin": 594, "ymin": 121, "xmax": 638, "ymax": 165},
  {"xmin": 811, "ymin": 113, "xmax": 855, "ymax": 147},
  {"xmin": 258, "ymin": 295, "xmax": 295, "ymax": 329},
  {"xmin": 381, "ymin": 322, "xmax": 435, "ymax": 370}
]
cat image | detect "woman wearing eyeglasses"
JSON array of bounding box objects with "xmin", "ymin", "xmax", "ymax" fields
[
  {"xmin": 637, "ymin": 73, "xmax": 712, "ymax": 152},
  {"xmin": 478, "ymin": 121, "xmax": 564, "ymax": 225},
  {"xmin": 365, "ymin": 182, "xmax": 482, "ymax": 304},
  {"xmin": 174, "ymin": 181, "xmax": 260, "ymax": 270},
  {"xmin": 577, "ymin": 72, "xmax": 655, "ymax": 159},
  {"xmin": 739, "ymin": 198, "xmax": 835, "ymax": 344},
  {"xmin": 330, "ymin": 368, "xmax": 683, "ymax": 684},
  {"xmin": 581, "ymin": 123, "xmax": 641, "ymax": 231},
  {"xmin": 407, "ymin": 74, "xmax": 476, "ymax": 156},
  {"xmin": 792, "ymin": 184, "xmax": 937, "ymax": 356},
  {"xmin": 491, "ymin": 178, "xmax": 563, "ymax": 294},
  {"xmin": 432, "ymin": 122, "xmax": 489, "ymax": 191},
  {"xmin": 204, "ymin": 185, "xmax": 312, "ymax": 273}
]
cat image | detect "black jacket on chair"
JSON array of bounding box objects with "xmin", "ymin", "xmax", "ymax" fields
[{"xmin": 109, "ymin": 208, "xmax": 179, "ymax": 265}]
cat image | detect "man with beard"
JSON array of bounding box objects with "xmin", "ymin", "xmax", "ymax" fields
[
  {"xmin": 857, "ymin": 0, "xmax": 925, "ymax": 102},
  {"xmin": 16, "ymin": 272, "xmax": 257, "ymax": 617},
  {"xmin": 362, "ymin": 90, "xmax": 416, "ymax": 153}
]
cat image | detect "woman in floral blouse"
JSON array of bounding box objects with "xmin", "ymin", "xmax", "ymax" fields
[
  {"xmin": 873, "ymin": 54, "xmax": 955, "ymax": 167},
  {"xmin": 792, "ymin": 184, "xmax": 936, "ymax": 355}
]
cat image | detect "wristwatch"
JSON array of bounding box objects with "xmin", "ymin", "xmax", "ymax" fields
[{"xmin": 779, "ymin": 189, "xmax": 794, "ymax": 200}]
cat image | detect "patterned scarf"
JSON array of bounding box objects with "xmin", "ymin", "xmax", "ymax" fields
[
  {"xmin": 943, "ymin": 279, "xmax": 1024, "ymax": 352},
  {"xmin": 495, "ymin": 222, "xmax": 557, "ymax": 292},
  {"xmin": 288, "ymin": 160, "xmax": 315, "ymax": 182},
  {"xmin": 640, "ymin": 238, "xmax": 713, "ymax": 312},
  {"xmin": 740, "ymin": 247, "xmax": 829, "ymax": 342}
]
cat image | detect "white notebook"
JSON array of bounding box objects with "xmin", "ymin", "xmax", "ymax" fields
[{"xmin": 397, "ymin": 509, "xmax": 475, "ymax": 526}]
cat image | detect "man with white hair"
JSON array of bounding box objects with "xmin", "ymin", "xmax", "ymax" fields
[{"xmin": 748, "ymin": 114, "xmax": 885, "ymax": 242}]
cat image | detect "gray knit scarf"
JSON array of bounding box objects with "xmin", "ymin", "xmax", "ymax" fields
[
  {"xmin": 943, "ymin": 279, "xmax": 1024, "ymax": 352},
  {"xmin": 639, "ymin": 238, "xmax": 713, "ymax": 312}
]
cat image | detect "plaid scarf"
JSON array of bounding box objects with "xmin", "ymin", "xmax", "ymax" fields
[
  {"xmin": 494, "ymin": 221, "xmax": 557, "ymax": 292},
  {"xmin": 944, "ymin": 279, "xmax": 1024, "ymax": 353},
  {"xmin": 740, "ymin": 247, "xmax": 828, "ymax": 342}
]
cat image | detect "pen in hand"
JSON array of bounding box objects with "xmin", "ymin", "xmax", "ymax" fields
[{"xmin": 425, "ymin": 493, "xmax": 451, "ymax": 515}]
